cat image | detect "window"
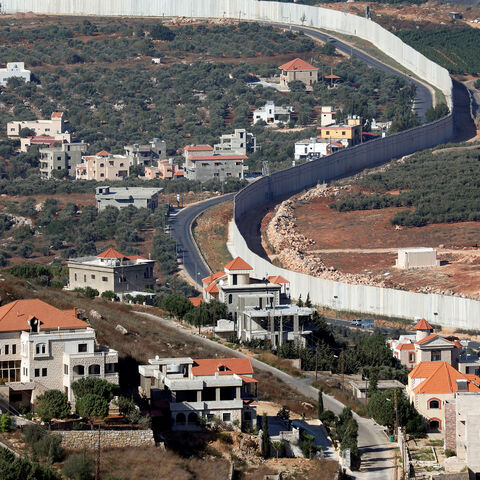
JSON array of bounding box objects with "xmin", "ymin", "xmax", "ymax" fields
[
  {"xmin": 102, "ymin": 276, "xmax": 108, "ymax": 282},
  {"xmin": 34, "ymin": 368, "xmax": 40, "ymax": 377},
  {"xmin": 428, "ymin": 399, "xmax": 440, "ymax": 409},
  {"xmin": 64, "ymin": 365, "xmax": 69, "ymax": 375},
  {"xmin": 228, "ymin": 294, "xmax": 233, "ymax": 305},
  {"xmin": 83, "ymin": 275, "xmax": 86, "ymax": 282},
  {"xmin": 74, "ymin": 273, "xmax": 77, "ymax": 281},
  {"xmin": 91, "ymin": 274, "xmax": 95, "ymax": 279},
  {"xmin": 222, "ymin": 413, "xmax": 231, "ymax": 422},
  {"xmin": 78, "ymin": 344, "xmax": 87, "ymax": 353},
  {"xmin": 42, "ymin": 368, "xmax": 47, "ymax": 377},
  {"xmin": 100, "ymin": 163, "xmax": 104, "ymax": 168},
  {"xmin": 12, "ymin": 345, "xmax": 16, "ymax": 355},
  {"xmin": 36, "ymin": 343, "xmax": 46, "ymax": 355},
  {"xmin": 326, "ymin": 131, "xmax": 330, "ymax": 136},
  {"xmin": 431, "ymin": 350, "xmax": 442, "ymax": 362},
  {"xmin": 100, "ymin": 173, "xmax": 104, "ymax": 177},
  {"xmin": 342, "ymin": 131, "xmax": 346, "ymax": 136},
  {"xmin": 4, "ymin": 345, "xmax": 8, "ymax": 355},
  {"xmin": 409, "ymin": 353, "xmax": 415, "ymax": 363}
]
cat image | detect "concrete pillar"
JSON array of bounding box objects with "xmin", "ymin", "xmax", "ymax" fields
[
  {"xmin": 236, "ymin": 386, "xmax": 241, "ymax": 399},
  {"xmin": 216, "ymin": 387, "xmax": 220, "ymax": 402},
  {"xmin": 294, "ymin": 314, "xmax": 299, "ymax": 344},
  {"xmin": 197, "ymin": 390, "xmax": 201, "ymax": 402},
  {"xmin": 279, "ymin": 316, "xmax": 283, "ymax": 347},
  {"xmin": 269, "ymin": 312, "xmax": 275, "ymax": 349}
]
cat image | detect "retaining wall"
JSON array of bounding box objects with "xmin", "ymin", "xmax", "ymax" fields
[{"xmin": 58, "ymin": 429, "xmax": 155, "ymax": 449}]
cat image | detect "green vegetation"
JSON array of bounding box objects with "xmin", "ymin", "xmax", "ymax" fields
[
  {"xmin": 321, "ymin": 407, "xmax": 359, "ymax": 462},
  {"xmin": 261, "ymin": 413, "xmax": 271, "ymax": 458},
  {"xmin": 367, "ymin": 389, "xmax": 426, "ymax": 437},
  {"xmin": 330, "ymin": 146, "xmax": 480, "ymax": 227},
  {"xmin": 23, "ymin": 424, "xmax": 64, "ymax": 464},
  {"xmin": 76, "ymin": 393, "xmax": 109, "ymax": 419},
  {"xmin": 35, "ymin": 390, "xmax": 71, "ymax": 422},
  {"xmin": 398, "ymin": 27, "xmax": 480, "ymax": 74},
  {"xmin": 71, "ymin": 377, "xmax": 117, "ymax": 403},
  {"xmin": 0, "ymin": 413, "xmax": 11, "ymax": 432},
  {"xmin": 62, "ymin": 453, "xmax": 95, "ymax": 480},
  {"xmin": 0, "ymin": 446, "xmax": 60, "ymax": 480}
]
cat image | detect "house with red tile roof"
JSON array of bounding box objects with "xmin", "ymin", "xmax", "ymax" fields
[
  {"xmin": 407, "ymin": 361, "xmax": 480, "ymax": 431},
  {"xmin": 138, "ymin": 356, "xmax": 257, "ymax": 431},
  {"xmin": 279, "ymin": 58, "xmax": 319, "ymax": 89},
  {"xmin": 67, "ymin": 248, "xmax": 155, "ymax": 297},
  {"xmin": 75, "ymin": 150, "xmax": 129, "ymax": 181},
  {"xmin": 0, "ymin": 299, "xmax": 118, "ymax": 409}
]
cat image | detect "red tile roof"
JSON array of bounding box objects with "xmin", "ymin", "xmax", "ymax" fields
[
  {"xmin": 98, "ymin": 248, "xmax": 127, "ymax": 259},
  {"xmin": 0, "ymin": 299, "xmax": 88, "ymax": 333},
  {"xmin": 410, "ymin": 362, "xmax": 480, "ymax": 394},
  {"xmin": 414, "ymin": 318, "xmax": 433, "ymax": 330},
  {"xmin": 189, "ymin": 297, "xmax": 204, "ymax": 307},
  {"xmin": 192, "ymin": 358, "xmax": 254, "ymax": 376},
  {"xmin": 416, "ymin": 333, "xmax": 439, "ymax": 345},
  {"xmin": 202, "ymin": 271, "xmax": 225, "ymax": 285},
  {"xmin": 324, "ymin": 74, "xmax": 341, "ymax": 79},
  {"xmin": 267, "ymin": 275, "xmax": 290, "ymax": 284},
  {"xmin": 96, "ymin": 150, "xmax": 110, "ymax": 157},
  {"xmin": 279, "ymin": 58, "xmax": 317, "ymax": 71},
  {"xmin": 224, "ymin": 257, "xmax": 252, "ymax": 271},
  {"xmin": 397, "ymin": 343, "xmax": 415, "ymax": 351},
  {"xmin": 184, "ymin": 145, "xmax": 213, "ymax": 152},
  {"xmin": 205, "ymin": 283, "xmax": 219, "ymax": 294},
  {"xmin": 51, "ymin": 112, "xmax": 64, "ymax": 118}
]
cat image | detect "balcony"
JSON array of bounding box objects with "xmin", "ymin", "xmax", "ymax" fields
[{"xmin": 170, "ymin": 399, "xmax": 243, "ymax": 412}]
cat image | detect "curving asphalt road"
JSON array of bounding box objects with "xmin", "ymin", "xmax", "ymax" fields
[
  {"xmin": 273, "ymin": 23, "xmax": 432, "ymax": 121},
  {"xmin": 169, "ymin": 193, "xmax": 235, "ymax": 288}
]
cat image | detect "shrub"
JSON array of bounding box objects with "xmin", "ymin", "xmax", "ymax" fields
[
  {"xmin": 218, "ymin": 432, "xmax": 233, "ymax": 444},
  {"xmin": 31, "ymin": 433, "xmax": 64, "ymax": 463},
  {"xmin": 62, "ymin": 453, "xmax": 95, "ymax": 480},
  {"xmin": 35, "ymin": 390, "xmax": 70, "ymax": 422},
  {"xmin": 23, "ymin": 424, "xmax": 47, "ymax": 444},
  {"xmin": 445, "ymin": 449, "xmax": 456, "ymax": 458},
  {"xmin": 276, "ymin": 406, "xmax": 290, "ymax": 421},
  {"xmin": 71, "ymin": 377, "xmax": 117, "ymax": 402},
  {"xmin": 76, "ymin": 394, "xmax": 109, "ymax": 419},
  {"xmin": 0, "ymin": 413, "xmax": 12, "ymax": 432},
  {"xmin": 101, "ymin": 290, "xmax": 118, "ymax": 301}
]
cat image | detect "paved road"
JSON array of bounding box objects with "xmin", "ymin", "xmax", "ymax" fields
[
  {"xmin": 169, "ymin": 194, "xmax": 235, "ymax": 287},
  {"xmin": 138, "ymin": 311, "xmax": 395, "ymax": 479},
  {"xmin": 271, "ymin": 23, "xmax": 432, "ymax": 121}
]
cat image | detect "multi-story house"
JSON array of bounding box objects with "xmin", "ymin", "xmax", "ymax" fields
[
  {"xmin": 317, "ymin": 115, "xmax": 362, "ymax": 147},
  {"xmin": 406, "ymin": 361, "xmax": 480, "ymax": 432},
  {"xmin": 7, "ymin": 112, "xmax": 66, "ymax": 138},
  {"xmin": 0, "ymin": 299, "xmax": 118, "ymax": 409},
  {"xmin": 213, "ymin": 129, "xmax": 257, "ymax": 156},
  {"xmin": 124, "ymin": 138, "xmax": 167, "ymax": 167},
  {"xmin": 138, "ymin": 356, "xmax": 257, "ymax": 431},
  {"xmin": 75, "ymin": 150, "xmax": 129, "ymax": 181},
  {"xmin": 294, "ymin": 137, "xmax": 344, "ymax": 161},
  {"xmin": 144, "ymin": 159, "xmax": 184, "ymax": 180},
  {"xmin": 279, "ymin": 58, "xmax": 319, "ymax": 89},
  {"xmin": 95, "ymin": 185, "xmax": 162, "ymax": 211},
  {"xmin": 252, "ymin": 101, "xmax": 294, "ymax": 125},
  {"xmin": 20, "ymin": 133, "xmax": 72, "ymax": 153},
  {"xmin": 39, "ymin": 142, "xmax": 88, "ymax": 179},
  {"xmin": 0, "ymin": 62, "xmax": 31, "ymax": 86},
  {"xmin": 67, "ymin": 248, "xmax": 156, "ymax": 296}
]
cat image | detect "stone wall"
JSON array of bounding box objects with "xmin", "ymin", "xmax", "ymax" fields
[
  {"xmin": 444, "ymin": 401, "xmax": 456, "ymax": 453},
  {"xmin": 58, "ymin": 429, "xmax": 155, "ymax": 449}
]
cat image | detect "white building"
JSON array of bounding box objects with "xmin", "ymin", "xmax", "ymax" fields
[
  {"xmin": 395, "ymin": 248, "xmax": 440, "ymax": 269},
  {"xmin": 138, "ymin": 357, "xmax": 257, "ymax": 431},
  {"xmin": 0, "ymin": 299, "xmax": 118, "ymax": 409},
  {"xmin": 252, "ymin": 101, "xmax": 294, "ymax": 125},
  {"xmin": 95, "ymin": 185, "xmax": 162, "ymax": 211},
  {"xmin": 294, "ymin": 137, "xmax": 345, "ymax": 160},
  {"xmin": 319, "ymin": 106, "xmax": 336, "ymax": 126},
  {"xmin": 124, "ymin": 138, "xmax": 167, "ymax": 167},
  {"xmin": 213, "ymin": 129, "xmax": 256, "ymax": 156},
  {"xmin": 7, "ymin": 112, "xmax": 65, "ymax": 138},
  {"xmin": 0, "ymin": 62, "xmax": 30, "ymax": 86}
]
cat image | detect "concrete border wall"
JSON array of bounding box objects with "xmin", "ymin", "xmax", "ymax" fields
[{"xmin": 0, "ymin": 0, "xmax": 453, "ymax": 107}]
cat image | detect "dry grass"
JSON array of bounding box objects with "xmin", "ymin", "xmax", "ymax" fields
[
  {"xmin": 100, "ymin": 446, "xmax": 231, "ymax": 480},
  {"xmin": 192, "ymin": 201, "xmax": 233, "ymax": 272}
]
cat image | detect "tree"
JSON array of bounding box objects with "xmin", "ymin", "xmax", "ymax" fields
[
  {"xmin": 318, "ymin": 389, "xmax": 324, "ymax": 419},
  {"xmin": 0, "ymin": 414, "xmax": 11, "ymax": 432},
  {"xmin": 150, "ymin": 24, "xmax": 176, "ymax": 41},
  {"xmin": 76, "ymin": 394, "xmax": 109, "ymax": 419},
  {"xmin": 62, "ymin": 453, "xmax": 95, "ymax": 480},
  {"xmin": 301, "ymin": 432, "xmax": 319, "ymax": 459},
  {"xmin": 272, "ymin": 440, "xmax": 284, "ymax": 459},
  {"xmin": 276, "ymin": 406, "xmax": 290, "ymax": 421},
  {"xmin": 297, "ymin": 294, "xmax": 303, "ymax": 307},
  {"xmin": 35, "ymin": 390, "xmax": 70, "ymax": 422},
  {"xmin": 19, "ymin": 127, "xmax": 36, "ymax": 138},
  {"xmin": 368, "ymin": 368, "xmax": 379, "ymax": 396},
  {"xmin": 71, "ymin": 377, "xmax": 117, "ymax": 403},
  {"xmin": 305, "ymin": 293, "xmax": 312, "ymax": 308},
  {"xmin": 261, "ymin": 413, "xmax": 271, "ymax": 458}
]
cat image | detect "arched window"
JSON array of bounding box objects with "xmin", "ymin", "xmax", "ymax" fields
[
  {"xmin": 176, "ymin": 413, "xmax": 186, "ymax": 425},
  {"xmin": 428, "ymin": 398, "xmax": 441, "ymax": 409},
  {"xmin": 88, "ymin": 364, "xmax": 100, "ymax": 375},
  {"xmin": 73, "ymin": 365, "xmax": 85, "ymax": 376},
  {"xmin": 228, "ymin": 294, "xmax": 233, "ymax": 304},
  {"xmin": 35, "ymin": 343, "xmax": 46, "ymax": 355},
  {"xmin": 188, "ymin": 412, "xmax": 198, "ymax": 425}
]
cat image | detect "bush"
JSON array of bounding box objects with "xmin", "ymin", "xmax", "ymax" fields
[
  {"xmin": 101, "ymin": 290, "xmax": 118, "ymax": 301},
  {"xmin": 23, "ymin": 424, "xmax": 47, "ymax": 444},
  {"xmin": 276, "ymin": 406, "xmax": 290, "ymax": 421},
  {"xmin": 0, "ymin": 413, "xmax": 12, "ymax": 432},
  {"xmin": 445, "ymin": 449, "xmax": 456, "ymax": 458},
  {"xmin": 0, "ymin": 446, "xmax": 60, "ymax": 480},
  {"xmin": 218, "ymin": 432, "xmax": 233, "ymax": 444},
  {"xmin": 62, "ymin": 453, "xmax": 95, "ymax": 480},
  {"xmin": 35, "ymin": 390, "xmax": 71, "ymax": 422},
  {"xmin": 71, "ymin": 377, "xmax": 117, "ymax": 402},
  {"xmin": 31, "ymin": 433, "xmax": 64, "ymax": 463},
  {"xmin": 76, "ymin": 394, "xmax": 109, "ymax": 419}
]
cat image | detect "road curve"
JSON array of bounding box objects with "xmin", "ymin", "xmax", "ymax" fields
[
  {"xmin": 169, "ymin": 193, "xmax": 235, "ymax": 287},
  {"xmin": 138, "ymin": 310, "xmax": 394, "ymax": 479}
]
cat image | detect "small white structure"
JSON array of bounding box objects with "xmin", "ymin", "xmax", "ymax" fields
[
  {"xmin": 253, "ymin": 101, "xmax": 294, "ymax": 125},
  {"xmin": 395, "ymin": 248, "xmax": 440, "ymax": 269},
  {"xmin": 319, "ymin": 106, "xmax": 336, "ymax": 126},
  {"xmin": 294, "ymin": 137, "xmax": 345, "ymax": 160},
  {"xmin": 0, "ymin": 62, "xmax": 31, "ymax": 86}
]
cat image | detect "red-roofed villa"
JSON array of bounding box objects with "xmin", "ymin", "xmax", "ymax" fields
[{"xmin": 279, "ymin": 57, "xmax": 318, "ymax": 89}]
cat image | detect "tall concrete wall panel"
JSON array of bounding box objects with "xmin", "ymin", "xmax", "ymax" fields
[{"xmin": 3, "ymin": 0, "xmax": 452, "ymax": 105}]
